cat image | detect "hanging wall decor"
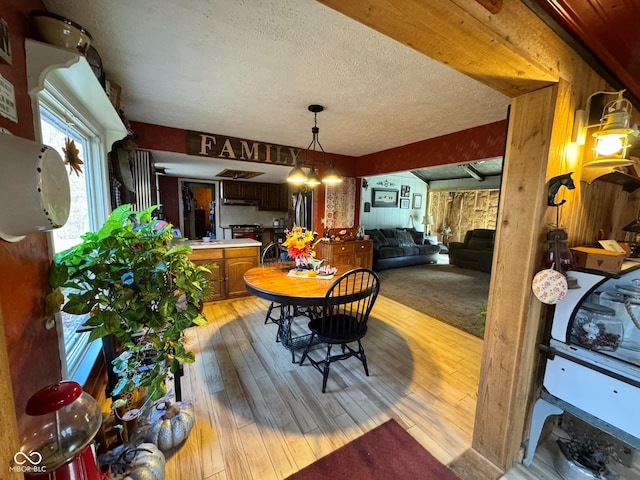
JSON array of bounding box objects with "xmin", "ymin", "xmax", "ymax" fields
[
  {"xmin": 325, "ymin": 177, "xmax": 356, "ymax": 228},
  {"xmin": 63, "ymin": 137, "xmax": 83, "ymax": 175},
  {"xmin": 0, "ymin": 133, "xmax": 70, "ymax": 241},
  {"xmin": 0, "ymin": 18, "xmax": 11, "ymax": 64}
]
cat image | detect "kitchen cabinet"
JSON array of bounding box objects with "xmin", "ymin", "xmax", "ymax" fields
[
  {"xmin": 314, "ymin": 240, "xmax": 373, "ymax": 270},
  {"xmin": 188, "ymin": 244, "xmax": 259, "ymax": 301},
  {"xmin": 257, "ymin": 183, "xmax": 289, "ymax": 211},
  {"xmin": 221, "ymin": 180, "xmax": 288, "ymax": 211},
  {"xmin": 225, "ymin": 247, "xmax": 260, "ymax": 298},
  {"xmin": 221, "ymin": 181, "xmax": 257, "ymax": 200}
]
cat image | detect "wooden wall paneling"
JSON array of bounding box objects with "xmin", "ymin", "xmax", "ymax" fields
[
  {"xmin": 473, "ymin": 85, "xmax": 559, "ymax": 469},
  {"xmin": 0, "ymin": 306, "xmax": 20, "ymax": 477}
]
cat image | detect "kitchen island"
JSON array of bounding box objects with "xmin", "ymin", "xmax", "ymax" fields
[{"xmin": 186, "ymin": 239, "xmax": 261, "ymax": 301}]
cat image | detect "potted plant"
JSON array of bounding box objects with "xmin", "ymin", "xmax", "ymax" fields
[{"xmin": 47, "ymin": 204, "xmax": 210, "ymax": 408}]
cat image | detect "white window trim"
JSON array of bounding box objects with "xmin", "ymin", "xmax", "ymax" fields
[{"xmin": 27, "ymin": 39, "xmax": 127, "ymax": 384}]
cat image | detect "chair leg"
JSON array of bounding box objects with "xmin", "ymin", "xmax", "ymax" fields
[
  {"xmin": 299, "ymin": 333, "xmax": 316, "ymax": 366},
  {"xmin": 358, "ymin": 340, "xmax": 369, "ymax": 377},
  {"xmin": 275, "ymin": 305, "xmax": 289, "ymax": 343},
  {"xmin": 321, "ymin": 344, "xmax": 333, "ymax": 393}
]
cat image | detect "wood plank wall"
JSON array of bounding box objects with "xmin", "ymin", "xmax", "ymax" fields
[
  {"xmin": 0, "ymin": 307, "xmax": 20, "ymax": 479},
  {"xmin": 542, "ymin": 75, "xmax": 640, "ymax": 247}
]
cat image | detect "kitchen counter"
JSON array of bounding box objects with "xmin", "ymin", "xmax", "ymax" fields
[{"xmin": 180, "ymin": 239, "xmax": 262, "ymax": 249}]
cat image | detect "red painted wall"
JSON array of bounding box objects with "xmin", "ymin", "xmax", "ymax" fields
[
  {"xmin": 132, "ymin": 120, "xmax": 506, "ymax": 235},
  {"xmin": 0, "ymin": 0, "xmax": 62, "ymax": 424},
  {"xmin": 356, "ymin": 120, "xmax": 507, "ymax": 176},
  {"xmin": 159, "ymin": 175, "xmax": 180, "ymax": 227}
]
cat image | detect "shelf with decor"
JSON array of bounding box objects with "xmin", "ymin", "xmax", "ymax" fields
[
  {"xmin": 25, "ymin": 38, "xmax": 127, "ymax": 146},
  {"xmin": 582, "ymin": 167, "xmax": 640, "ymax": 193}
]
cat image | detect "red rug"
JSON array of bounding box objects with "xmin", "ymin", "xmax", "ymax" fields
[{"xmin": 285, "ymin": 419, "xmax": 460, "ymax": 480}]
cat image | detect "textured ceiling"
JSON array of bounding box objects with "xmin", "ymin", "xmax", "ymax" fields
[{"xmin": 41, "ymin": 0, "xmax": 510, "ymax": 180}]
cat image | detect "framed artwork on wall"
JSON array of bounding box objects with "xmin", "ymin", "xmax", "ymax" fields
[
  {"xmin": 412, "ymin": 193, "xmax": 422, "ymax": 209},
  {"xmin": 372, "ymin": 188, "xmax": 398, "ymax": 208},
  {"xmin": 0, "ymin": 18, "xmax": 11, "ymax": 65},
  {"xmin": 401, "ymin": 185, "xmax": 410, "ymax": 197},
  {"xmin": 400, "ymin": 198, "xmax": 410, "ymax": 209}
]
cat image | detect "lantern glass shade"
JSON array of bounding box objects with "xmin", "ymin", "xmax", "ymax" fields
[
  {"xmin": 305, "ymin": 168, "xmax": 321, "ymax": 187},
  {"xmin": 287, "ymin": 165, "xmax": 308, "ymax": 184},
  {"xmin": 581, "ymin": 90, "xmax": 635, "ymax": 167},
  {"xmin": 322, "ymin": 163, "xmax": 342, "ymax": 184}
]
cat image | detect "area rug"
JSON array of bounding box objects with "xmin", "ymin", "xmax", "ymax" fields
[
  {"xmin": 376, "ymin": 262, "xmax": 490, "ymax": 338},
  {"xmin": 285, "ymin": 419, "xmax": 460, "ymax": 480}
]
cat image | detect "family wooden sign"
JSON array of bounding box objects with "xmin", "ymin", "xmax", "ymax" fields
[{"xmin": 186, "ymin": 130, "xmax": 302, "ymax": 166}]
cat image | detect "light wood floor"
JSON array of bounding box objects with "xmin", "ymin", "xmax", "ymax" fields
[{"xmin": 164, "ymin": 295, "xmax": 621, "ymax": 480}]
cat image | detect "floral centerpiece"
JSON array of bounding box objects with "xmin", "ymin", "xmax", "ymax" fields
[{"xmin": 282, "ymin": 226, "xmax": 318, "ymax": 269}]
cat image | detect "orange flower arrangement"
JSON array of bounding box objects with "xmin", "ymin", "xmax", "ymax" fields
[{"xmin": 282, "ymin": 226, "xmax": 317, "ymax": 260}]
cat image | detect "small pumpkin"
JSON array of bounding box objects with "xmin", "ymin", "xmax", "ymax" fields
[
  {"xmin": 99, "ymin": 443, "xmax": 165, "ymax": 480},
  {"xmin": 145, "ymin": 400, "xmax": 195, "ymax": 452}
]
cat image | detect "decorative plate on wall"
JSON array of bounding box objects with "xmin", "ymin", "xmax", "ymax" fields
[{"xmin": 0, "ymin": 133, "xmax": 70, "ymax": 242}]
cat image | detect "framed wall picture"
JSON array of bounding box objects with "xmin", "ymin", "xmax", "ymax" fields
[
  {"xmin": 372, "ymin": 188, "xmax": 398, "ymax": 208},
  {"xmin": 401, "ymin": 185, "xmax": 410, "ymax": 197},
  {"xmin": 412, "ymin": 193, "xmax": 422, "ymax": 209},
  {"xmin": 0, "ymin": 18, "xmax": 11, "ymax": 65},
  {"xmin": 400, "ymin": 198, "xmax": 410, "ymax": 209}
]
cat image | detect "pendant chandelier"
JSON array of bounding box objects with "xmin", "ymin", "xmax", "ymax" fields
[{"xmin": 287, "ymin": 104, "xmax": 342, "ymax": 187}]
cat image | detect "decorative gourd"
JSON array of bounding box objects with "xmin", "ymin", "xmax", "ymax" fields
[
  {"xmin": 145, "ymin": 400, "xmax": 195, "ymax": 452},
  {"xmin": 99, "ymin": 443, "xmax": 165, "ymax": 480}
]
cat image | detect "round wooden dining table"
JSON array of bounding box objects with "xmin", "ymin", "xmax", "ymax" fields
[
  {"xmin": 243, "ymin": 262, "xmax": 347, "ymax": 306},
  {"xmin": 244, "ymin": 262, "xmax": 351, "ymax": 360}
]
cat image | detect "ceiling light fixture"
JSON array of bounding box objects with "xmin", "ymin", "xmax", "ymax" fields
[
  {"xmin": 574, "ymin": 90, "xmax": 636, "ymax": 168},
  {"xmin": 287, "ymin": 104, "xmax": 342, "ymax": 187}
]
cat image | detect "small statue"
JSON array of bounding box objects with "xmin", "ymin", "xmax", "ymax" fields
[{"xmin": 547, "ymin": 172, "xmax": 575, "ymax": 207}]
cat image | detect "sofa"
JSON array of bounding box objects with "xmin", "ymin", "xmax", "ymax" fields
[
  {"xmin": 365, "ymin": 228, "xmax": 440, "ymax": 271},
  {"xmin": 448, "ymin": 229, "xmax": 495, "ymax": 272}
]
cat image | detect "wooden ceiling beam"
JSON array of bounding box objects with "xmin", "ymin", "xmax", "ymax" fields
[{"xmin": 316, "ymin": 0, "xmax": 562, "ymax": 98}]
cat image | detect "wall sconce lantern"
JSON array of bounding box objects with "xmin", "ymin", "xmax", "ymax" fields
[
  {"xmin": 575, "ymin": 90, "xmax": 637, "ymax": 183},
  {"xmin": 287, "ymin": 104, "xmax": 342, "ymax": 188}
]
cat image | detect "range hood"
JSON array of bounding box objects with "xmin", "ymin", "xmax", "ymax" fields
[{"xmin": 221, "ymin": 197, "xmax": 258, "ymax": 206}]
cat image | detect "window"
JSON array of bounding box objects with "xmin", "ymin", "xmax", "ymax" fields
[{"xmin": 38, "ymin": 85, "xmax": 110, "ymax": 384}]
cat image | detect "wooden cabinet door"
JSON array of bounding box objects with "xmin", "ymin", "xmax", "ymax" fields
[
  {"xmin": 226, "ymin": 255, "xmax": 259, "ymax": 298},
  {"xmin": 192, "ymin": 259, "xmax": 225, "ymax": 302},
  {"xmin": 333, "ymin": 243, "xmax": 355, "ymax": 266},
  {"xmin": 353, "ymin": 241, "xmax": 373, "ymax": 269},
  {"xmin": 222, "ymin": 181, "xmax": 257, "ymax": 200},
  {"xmin": 277, "ymin": 183, "xmax": 290, "ymax": 211}
]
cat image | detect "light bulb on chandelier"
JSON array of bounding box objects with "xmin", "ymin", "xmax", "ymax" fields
[{"xmin": 287, "ymin": 104, "xmax": 342, "ymax": 187}]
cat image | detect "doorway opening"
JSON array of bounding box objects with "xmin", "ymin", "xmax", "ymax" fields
[{"xmin": 181, "ymin": 181, "xmax": 217, "ymax": 240}]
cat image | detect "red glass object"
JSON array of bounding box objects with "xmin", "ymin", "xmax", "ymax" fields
[
  {"xmin": 18, "ymin": 381, "xmax": 107, "ymax": 480},
  {"xmin": 543, "ymin": 228, "xmax": 574, "ymax": 274}
]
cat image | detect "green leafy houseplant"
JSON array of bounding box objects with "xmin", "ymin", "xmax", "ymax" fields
[{"xmin": 48, "ymin": 204, "xmax": 209, "ymax": 404}]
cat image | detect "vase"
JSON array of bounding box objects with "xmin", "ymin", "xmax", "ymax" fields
[{"xmin": 294, "ymin": 256, "xmax": 312, "ymax": 270}]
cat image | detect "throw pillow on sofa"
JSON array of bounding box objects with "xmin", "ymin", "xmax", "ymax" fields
[
  {"xmin": 365, "ymin": 229, "xmax": 389, "ymax": 248},
  {"xmin": 397, "ymin": 227, "xmax": 423, "ymax": 245},
  {"xmin": 380, "ymin": 228, "xmax": 400, "ymax": 246},
  {"xmin": 395, "ymin": 230, "xmax": 416, "ymax": 247}
]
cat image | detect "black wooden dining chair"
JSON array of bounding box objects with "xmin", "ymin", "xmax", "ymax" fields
[
  {"xmin": 299, "ymin": 268, "xmax": 380, "ymax": 393},
  {"xmin": 261, "ymin": 242, "xmax": 287, "ymax": 328}
]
